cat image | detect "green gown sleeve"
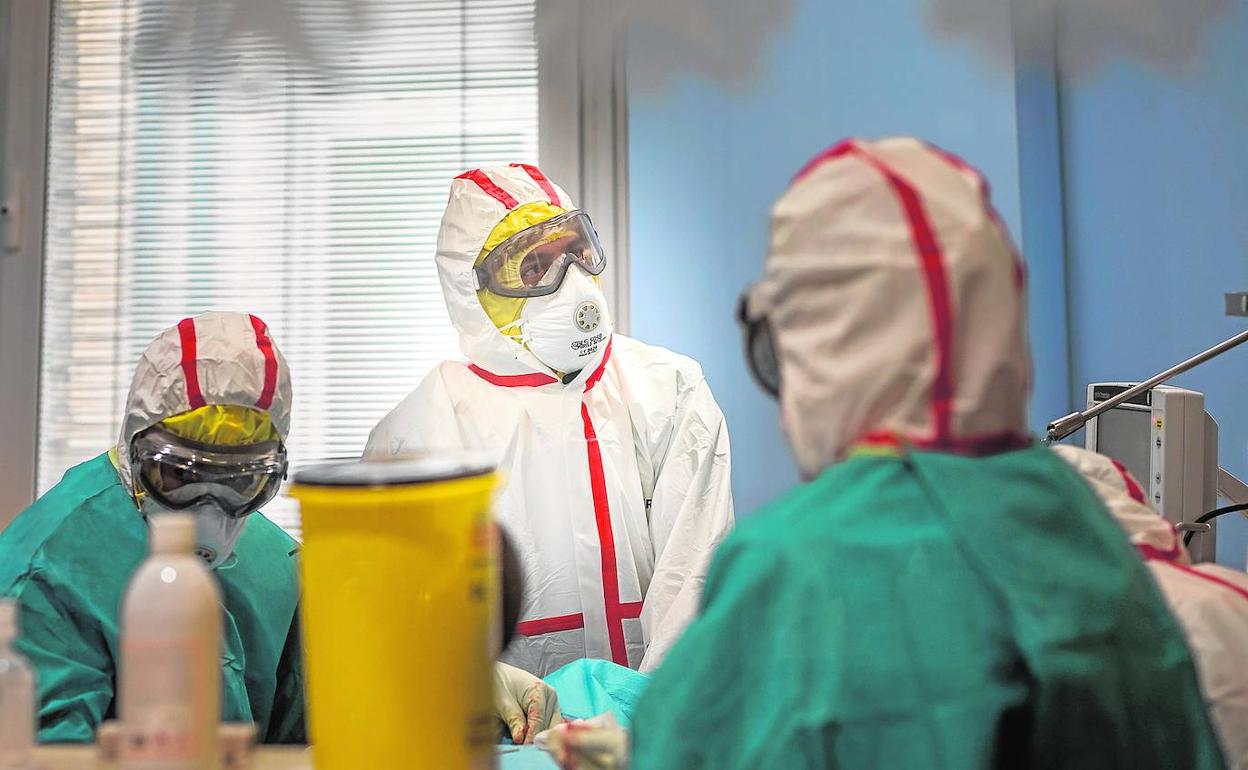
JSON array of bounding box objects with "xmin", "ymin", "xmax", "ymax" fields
[
  {"xmin": 13, "ymin": 569, "xmax": 116, "ymax": 743},
  {"xmin": 264, "ymin": 605, "xmax": 306, "ymax": 744}
]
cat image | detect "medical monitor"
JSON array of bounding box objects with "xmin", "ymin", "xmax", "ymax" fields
[{"xmin": 1085, "ymin": 383, "xmax": 1218, "ymax": 562}]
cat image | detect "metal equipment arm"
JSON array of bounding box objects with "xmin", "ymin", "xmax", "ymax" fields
[{"xmin": 1046, "ymin": 328, "xmax": 1248, "ymax": 443}]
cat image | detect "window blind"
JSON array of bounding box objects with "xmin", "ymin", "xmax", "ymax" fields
[{"xmin": 38, "ymin": 0, "xmax": 539, "ymax": 538}]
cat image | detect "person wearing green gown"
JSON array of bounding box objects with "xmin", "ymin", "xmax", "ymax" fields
[
  {"xmin": 630, "ymin": 138, "xmax": 1225, "ymax": 769},
  {"xmin": 0, "ymin": 312, "xmax": 304, "ymax": 744}
]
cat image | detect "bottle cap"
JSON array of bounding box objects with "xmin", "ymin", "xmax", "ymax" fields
[
  {"xmin": 149, "ymin": 513, "xmax": 196, "ymax": 554},
  {"xmin": 0, "ymin": 598, "xmax": 19, "ymax": 641}
]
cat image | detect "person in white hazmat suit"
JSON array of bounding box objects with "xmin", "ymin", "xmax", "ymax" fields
[
  {"xmin": 1056, "ymin": 444, "xmax": 1248, "ymax": 769},
  {"xmin": 366, "ymin": 164, "xmax": 734, "ymax": 741}
]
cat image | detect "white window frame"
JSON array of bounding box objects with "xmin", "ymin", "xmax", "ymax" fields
[
  {"xmin": 0, "ymin": 0, "xmax": 629, "ymax": 527},
  {"xmin": 0, "ymin": 0, "xmax": 53, "ymax": 528},
  {"xmin": 537, "ymin": 0, "xmax": 630, "ymax": 334}
]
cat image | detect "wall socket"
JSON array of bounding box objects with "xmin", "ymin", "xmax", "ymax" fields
[{"xmin": 1227, "ymin": 292, "xmax": 1248, "ymax": 317}]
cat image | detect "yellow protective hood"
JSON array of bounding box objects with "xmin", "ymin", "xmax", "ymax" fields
[
  {"xmin": 160, "ymin": 404, "xmax": 282, "ymax": 446},
  {"xmin": 475, "ymin": 200, "xmax": 567, "ymax": 338}
]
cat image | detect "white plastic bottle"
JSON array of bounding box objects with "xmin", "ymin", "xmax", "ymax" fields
[
  {"xmin": 0, "ymin": 599, "xmax": 35, "ymax": 770},
  {"xmin": 119, "ymin": 513, "xmax": 222, "ymax": 770}
]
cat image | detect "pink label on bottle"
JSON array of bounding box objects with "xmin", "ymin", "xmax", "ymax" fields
[{"xmin": 120, "ymin": 636, "xmax": 214, "ymax": 765}]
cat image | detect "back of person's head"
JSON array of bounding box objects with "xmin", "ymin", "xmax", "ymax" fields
[{"xmin": 741, "ymin": 137, "xmax": 1031, "ymax": 478}]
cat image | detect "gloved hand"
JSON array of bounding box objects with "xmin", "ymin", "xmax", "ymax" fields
[
  {"xmin": 536, "ymin": 713, "xmax": 630, "ymax": 770},
  {"xmin": 493, "ymin": 661, "xmax": 564, "ymax": 744}
]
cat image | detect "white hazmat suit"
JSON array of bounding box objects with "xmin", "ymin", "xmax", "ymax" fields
[
  {"xmin": 1056, "ymin": 444, "xmax": 1248, "ymax": 769},
  {"xmin": 366, "ymin": 164, "xmax": 734, "ymax": 676}
]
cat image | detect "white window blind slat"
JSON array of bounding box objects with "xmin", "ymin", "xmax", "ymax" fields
[{"xmin": 39, "ymin": 0, "xmax": 539, "ymax": 539}]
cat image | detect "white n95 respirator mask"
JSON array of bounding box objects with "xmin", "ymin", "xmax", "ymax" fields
[
  {"xmin": 512, "ymin": 268, "xmax": 612, "ymax": 375},
  {"xmin": 141, "ymin": 495, "xmax": 249, "ymax": 568}
]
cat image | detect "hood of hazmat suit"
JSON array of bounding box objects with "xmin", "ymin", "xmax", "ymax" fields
[
  {"xmin": 1057, "ymin": 444, "xmax": 1248, "ymax": 769},
  {"xmin": 631, "ymin": 137, "xmax": 1224, "ymax": 770},
  {"xmin": 367, "ymin": 163, "xmax": 734, "ymax": 676},
  {"xmin": 118, "ymin": 312, "xmax": 293, "ymax": 566},
  {"xmin": 0, "ymin": 312, "xmax": 305, "ymax": 744}
]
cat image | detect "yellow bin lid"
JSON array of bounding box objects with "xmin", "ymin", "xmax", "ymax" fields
[
  {"xmin": 290, "ymin": 454, "xmax": 497, "ymax": 506},
  {"xmin": 293, "ymin": 454, "xmax": 494, "ymax": 487}
]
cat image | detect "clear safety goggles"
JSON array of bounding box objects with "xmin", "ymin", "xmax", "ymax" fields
[
  {"xmin": 737, "ymin": 290, "xmax": 780, "ymax": 399},
  {"xmin": 473, "ymin": 210, "xmax": 607, "ymax": 299},
  {"xmin": 129, "ymin": 427, "xmax": 287, "ymax": 519}
]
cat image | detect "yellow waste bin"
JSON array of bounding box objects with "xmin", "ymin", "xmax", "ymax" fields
[{"xmin": 290, "ymin": 457, "xmax": 498, "ymax": 770}]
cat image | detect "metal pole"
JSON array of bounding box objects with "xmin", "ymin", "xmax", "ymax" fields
[{"xmin": 1046, "ymin": 328, "xmax": 1248, "ymax": 443}]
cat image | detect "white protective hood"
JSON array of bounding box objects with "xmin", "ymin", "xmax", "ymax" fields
[
  {"xmin": 115, "ymin": 311, "xmax": 293, "ymax": 494},
  {"xmin": 746, "ymin": 137, "xmax": 1032, "ymax": 477},
  {"xmin": 435, "ymin": 164, "xmax": 586, "ymax": 376},
  {"xmin": 1053, "ymin": 444, "xmax": 1189, "ymax": 562}
]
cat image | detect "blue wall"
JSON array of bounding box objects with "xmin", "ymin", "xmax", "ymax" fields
[
  {"xmin": 1060, "ymin": 5, "xmax": 1248, "ymax": 567},
  {"xmin": 626, "ymin": 0, "xmax": 1053, "ymax": 515}
]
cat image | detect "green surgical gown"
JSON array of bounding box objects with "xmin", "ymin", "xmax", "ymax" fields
[
  {"xmin": 632, "ymin": 445, "xmax": 1224, "ymax": 769},
  {"xmin": 544, "ymin": 658, "xmax": 649, "ymax": 730},
  {"xmin": 0, "ymin": 453, "xmax": 305, "ymax": 744}
]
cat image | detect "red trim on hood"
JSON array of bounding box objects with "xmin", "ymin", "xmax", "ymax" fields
[
  {"xmin": 852, "ymin": 146, "xmax": 956, "ymax": 443},
  {"xmin": 1137, "ymin": 536, "xmax": 1184, "ymax": 564},
  {"xmin": 924, "ymin": 142, "xmax": 1032, "ymax": 395},
  {"xmin": 249, "ymin": 315, "xmax": 278, "ymax": 411},
  {"xmin": 176, "ymin": 318, "xmax": 206, "ymax": 409},
  {"xmin": 456, "ymin": 169, "xmax": 519, "ymax": 210},
  {"xmin": 1141, "ymin": 546, "xmax": 1248, "ymax": 604},
  {"xmin": 1109, "ymin": 458, "xmax": 1148, "ymax": 505},
  {"xmin": 790, "ymin": 140, "xmax": 856, "ymax": 185},
  {"xmin": 511, "ymin": 163, "xmax": 562, "ymax": 207},
  {"xmin": 466, "ymin": 366, "xmax": 558, "ymax": 388},
  {"xmin": 857, "ymin": 431, "xmax": 905, "ymax": 448},
  {"xmin": 856, "ymin": 429, "xmax": 1032, "ymax": 457},
  {"xmin": 925, "ymin": 141, "xmax": 1027, "ymax": 292}
]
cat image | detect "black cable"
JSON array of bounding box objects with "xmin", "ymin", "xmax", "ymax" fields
[{"xmin": 1183, "ymin": 503, "xmax": 1248, "ymax": 546}]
